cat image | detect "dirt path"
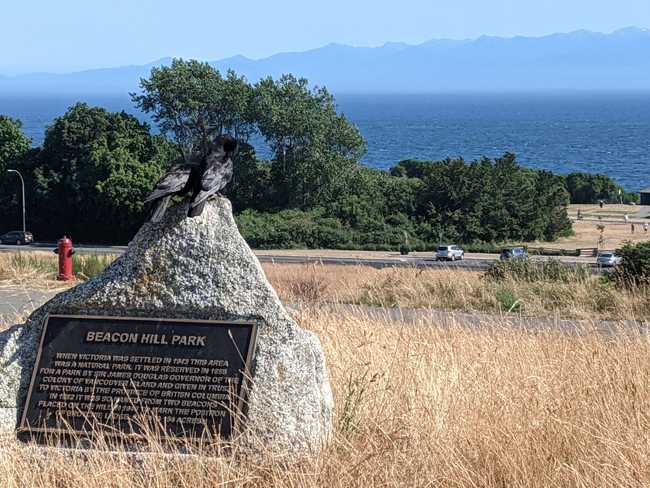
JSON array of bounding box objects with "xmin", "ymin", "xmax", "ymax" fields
[{"xmin": 2, "ymin": 288, "xmax": 647, "ymax": 337}]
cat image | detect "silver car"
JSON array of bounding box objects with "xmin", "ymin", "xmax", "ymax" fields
[
  {"xmin": 436, "ymin": 245, "xmax": 464, "ymax": 261},
  {"xmin": 596, "ymin": 252, "xmax": 622, "ymax": 267}
]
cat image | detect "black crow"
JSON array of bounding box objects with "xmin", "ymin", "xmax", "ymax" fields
[{"xmin": 145, "ymin": 135, "xmax": 238, "ymax": 222}]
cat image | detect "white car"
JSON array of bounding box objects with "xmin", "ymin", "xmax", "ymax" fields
[
  {"xmin": 596, "ymin": 252, "xmax": 622, "ymax": 267},
  {"xmin": 436, "ymin": 245, "xmax": 464, "ymax": 261}
]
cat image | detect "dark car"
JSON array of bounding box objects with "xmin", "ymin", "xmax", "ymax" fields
[
  {"xmin": 0, "ymin": 231, "xmax": 34, "ymax": 245},
  {"xmin": 500, "ymin": 247, "xmax": 528, "ymax": 261}
]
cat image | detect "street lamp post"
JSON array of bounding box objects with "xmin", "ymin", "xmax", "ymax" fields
[{"xmin": 7, "ymin": 169, "xmax": 26, "ymax": 233}]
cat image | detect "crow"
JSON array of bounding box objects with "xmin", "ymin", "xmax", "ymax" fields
[{"xmin": 145, "ymin": 135, "xmax": 238, "ymax": 222}]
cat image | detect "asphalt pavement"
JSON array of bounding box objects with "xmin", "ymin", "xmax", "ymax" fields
[
  {"xmin": 0, "ymin": 242, "xmax": 598, "ymax": 271},
  {"xmin": 0, "ymin": 288, "xmax": 56, "ymax": 323}
]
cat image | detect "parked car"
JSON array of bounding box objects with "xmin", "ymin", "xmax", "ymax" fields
[
  {"xmin": 596, "ymin": 252, "xmax": 622, "ymax": 267},
  {"xmin": 500, "ymin": 247, "xmax": 528, "ymax": 261},
  {"xmin": 0, "ymin": 231, "xmax": 33, "ymax": 245},
  {"xmin": 436, "ymin": 245, "xmax": 464, "ymax": 261}
]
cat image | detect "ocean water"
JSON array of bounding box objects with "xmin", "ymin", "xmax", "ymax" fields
[{"xmin": 1, "ymin": 92, "xmax": 649, "ymax": 191}]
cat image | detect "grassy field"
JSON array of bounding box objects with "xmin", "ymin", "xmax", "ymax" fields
[
  {"xmin": 537, "ymin": 220, "xmax": 650, "ymax": 251},
  {"xmin": 2, "ymin": 251, "xmax": 650, "ymax": 486},
  {"xmin": 566, "ymin": 203, "xmax": 649, "ymax": 220},
  {"xmin": 268, "ymin": 263, "xmax": 650, "ymax": 321},
  {"xmin": 2, "ymin": 252, "xmax": 650, "ymax": 321},
  {"xmin": 0, "ymin": 252, "xmax": 115, "ymax": 289},
  {"xmin": 2, "ymin": 306, "xmax": 650, "ymax": 487}
]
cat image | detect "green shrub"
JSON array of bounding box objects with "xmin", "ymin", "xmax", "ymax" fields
[
  {"xmin": 464, "ymin": 242, "xmax": 505, "ymax": 254},
  {"xmin": 495, "ymin": 287, "xmax": 521, "ymax": 312},
  {"xmin": 485, "ymin": 259, "xmax": 591, "ymax": 284},
  {"xmin": 613, "ymin": 241, "xmax": 650, "ymax": 287},
  {"xmin": 527, "ymin": 247, "xmax": 581, "ymax": 257}
]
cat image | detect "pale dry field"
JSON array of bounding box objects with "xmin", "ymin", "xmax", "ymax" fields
[
  {"xmin": 537, "ymin": 219, "xmax": 650, "ymax": 251},
  {"xmin": 1, "ymin": 307, "xmax": 650, "ymax": 487},
  {"xmin": 536, "ymin": 204, "xmax": 650, "ymax": 251},
  {"xmin": 567, "ymin": 203, "xmax": 645, "ymax": 219},
  {"xmin": 266, "ymin": 263, "xmax": 650, "ymax": 321},
  {"xmin": 2, "ymin": 253, "xmax": 650, "ymax": 321}
]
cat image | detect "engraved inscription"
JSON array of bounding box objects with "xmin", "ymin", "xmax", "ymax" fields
[{"xmin": 19, "ymin": 315, "xmax": 257, "ymax": 442}]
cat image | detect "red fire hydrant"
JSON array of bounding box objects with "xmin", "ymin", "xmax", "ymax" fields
[{"xmin": 53, "ymin": 236, "xmax": 75, "ymax": 281}]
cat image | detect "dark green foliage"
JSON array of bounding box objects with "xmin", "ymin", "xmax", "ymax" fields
[
  {"xmin": 224, "ymin": 143, "xmax": 273, "ymax": 212},
  {"xmin": 252, "ymin": 74, "xmax": 365, "ymax": 209},
  {"xmin": 0, "ymin": 117, "xmax": 31, "ymax": 233},
  {"xmin": 132, "ymin": 60, "xmax": 255, "ymax": 157},
  {"xmin": 236, "ymin": 207, "xmax": 422, "ymax": 251},
  {"xmin": 527, "ymin": 247, "xmax": 581, "ymax": 257},
  {"xmin": 0, "ymin": 116, "xmax": 30, "ymax": 175},
  {"xmin": 393, "ymin": 154, "xmax": 573, "ymax": 243},
  {"xmin": 236, "ymin": 209, "xmax": 353, "ymax": 249},
  {"xmin": 485, "ymin": 259, "xmax": 591, "ymax": 283},
  {"xmin": 21, "ymin": 103, "xmax": 174, "ymax": 242},
  {"xmin": 613, "ymin": 241, "xmax": 650, "ymax": 286},
  {"xmin": 565, "ymin": 172, "xmax": 639, "ymax": 204}
]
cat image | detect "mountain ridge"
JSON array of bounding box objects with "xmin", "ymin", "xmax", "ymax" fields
[{"xmin": 1, "ymin": 27, "xmax": 649, "ymax": 94}]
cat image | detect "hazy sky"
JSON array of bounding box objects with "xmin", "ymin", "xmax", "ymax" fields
[{"xmin": 2, "ymin": 0, "xmax": 649, "ymax": 74}]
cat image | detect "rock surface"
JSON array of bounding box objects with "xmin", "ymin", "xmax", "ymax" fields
[{"xmin": 0, "ymin": 197, "xmax": 333, "ymax": 455}]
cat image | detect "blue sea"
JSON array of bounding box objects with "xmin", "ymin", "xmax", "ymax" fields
[{"xmin": 1, "ymin": 92, "xmax": 649, "ymax": 191}]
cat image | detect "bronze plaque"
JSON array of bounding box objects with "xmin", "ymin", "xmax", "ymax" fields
[{"xmin": 18, "ymin": 314, "xmax": 257, "ymax": 443}]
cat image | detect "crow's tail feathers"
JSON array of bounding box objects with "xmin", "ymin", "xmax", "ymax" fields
[
  {"xmin": 149, "ymin": 196, "xmax": 172, "ymax": 223},
  {"xmin": 187, "ymin": 200, "xmax": 207, "ymax": 218}
]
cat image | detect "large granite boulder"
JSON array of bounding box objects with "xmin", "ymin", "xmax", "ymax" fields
[{"xmin": 0, "ymin": 197, "xmax": 333, "ymax": 455}]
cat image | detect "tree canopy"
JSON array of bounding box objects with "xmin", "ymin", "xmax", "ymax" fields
[
  {"xmin": 0, "ymin": 116, "xmax": 29, "ymax": 176},
  {"xmin": 564, "ymin": 172, "xmax": 638, "ymax": 204},
  {"xmin": 11, "ymin": 103, "xmax": 175, "ymax": 242},
  {"xmin": 131, "ymin": 59, "xmax": 255, "ymax": 160},
  {"xmin": 0, "ymin": 116, "xmax": 31, "ymax": 230}
]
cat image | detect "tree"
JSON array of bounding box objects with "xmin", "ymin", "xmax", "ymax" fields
[
  {"xmin": 224, "ymin": 142, "xmax": 273, "ymax": 212},
  {"xmin": 406, "ymin": 154, "xmax": 572, "ymax": 243},
  {"xmin": 0, "ymin": 116, "xmax": 30, "ymax": 175},
  {"xmin": 29, "ymin": 103, "xmax": 175, "ymax": 242},
  {"xmin": 132, "ymin": 59, "xmax": 255, "ymax": 159},
  {"xmin": 0, "ymin": 116, "xmax": 31, "ymax": 232},
  {"xmin": 565, "ymin": 172, "xmax": 637, "ymax": 204},
  {"xmin": 252, "ymin": 74, "xmax": 365, "ymax": 208},
  {"xmin": 614, "ymin": 241, "xmax": 650, "ymax": 286}
]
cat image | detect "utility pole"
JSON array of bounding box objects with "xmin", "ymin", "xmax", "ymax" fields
[{"xmin": 7, "ymin": 169, "xmax": 26, "ymax": 233}]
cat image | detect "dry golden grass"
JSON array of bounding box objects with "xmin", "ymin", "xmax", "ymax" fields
[
  {"xmin": 2, "ymin": 254, "xmax": 649, "ymax": 321},
  {"xmin": 0, "ymin": 252, "xmax": 69, "ymax": 290},
  {"xmin": 267, "ymin": 264, "xmax": 650, "ymax": 321},
  {"xmin": 567, "ymin": 203, "xmax": 643, "ymax": 217},
  {"xmin": 537, "ymin": 219, "xmax": 650, "ymax": 251},
  {"xmin": 1, "ymin": 307, "xmax": 650, "ymax": 487}
]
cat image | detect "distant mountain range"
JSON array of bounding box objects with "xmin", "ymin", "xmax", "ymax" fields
[{"xmin": 2, "ymin": 27, "xmax": 650, "ymax": 94}]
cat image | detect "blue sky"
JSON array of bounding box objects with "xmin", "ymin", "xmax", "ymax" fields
[{"xmin": 2, "ymin": 0, "xmax": 649, "ymax": 74}]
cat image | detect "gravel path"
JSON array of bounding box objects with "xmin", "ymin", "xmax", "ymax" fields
[{"xmin": 3, "ymin": 288, "xmax": 647, "ymax": 337}]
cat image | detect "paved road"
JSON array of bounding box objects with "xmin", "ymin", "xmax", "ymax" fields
[
  {"xmin": 0, "ymin": 288, "xmax": 56, "ymax": 323},
  {"xmin": 1, "ymin": 289, "xmax": 646, "ymax": 337},
  {"xmin": 0, "ymin": 243, "xmax": 599, "ymax": 271}
]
